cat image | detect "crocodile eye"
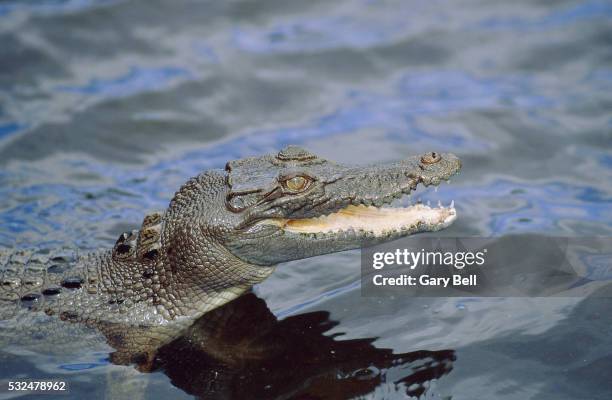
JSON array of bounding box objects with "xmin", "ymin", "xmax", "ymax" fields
[{"xmin": 284, "ymin": 176, "xmax": 310, "ymax": 192}]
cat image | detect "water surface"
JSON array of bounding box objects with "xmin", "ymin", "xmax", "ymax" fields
[{"xmin": 1, "ymin": 0, "xmax": 611, "ymax": 398}]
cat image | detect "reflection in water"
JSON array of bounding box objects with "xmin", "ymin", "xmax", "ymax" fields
[{"xmin": 105, "ymin": 293, "xmax": 455, "ymax": 399}]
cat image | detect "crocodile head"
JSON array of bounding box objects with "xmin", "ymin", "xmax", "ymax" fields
[
  {"xmin": 155, "ymin": 145, "xmax": 461, "ymax": 319},
  {"xmin": 221, "ymin": 146, "xmax": 460, "ymax": 266}
]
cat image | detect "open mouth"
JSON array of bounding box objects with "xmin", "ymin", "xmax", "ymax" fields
[{"xmin": 262, "ymin": 194, "xmax": 456, "ymax": 236}]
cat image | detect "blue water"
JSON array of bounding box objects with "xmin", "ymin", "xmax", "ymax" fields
[{"xmin": 0, "ymin": 0, "xmax": 611, "ymax": 399}]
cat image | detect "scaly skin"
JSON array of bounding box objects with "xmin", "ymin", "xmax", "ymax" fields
[{"xmin": 0, "ymin": 146, "xmax": 460, "ymax": 331}]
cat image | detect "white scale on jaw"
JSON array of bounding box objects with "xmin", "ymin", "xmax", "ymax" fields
[{"xmin": 263, "ymin": 198, "xmax": 456, "ymax": 235}]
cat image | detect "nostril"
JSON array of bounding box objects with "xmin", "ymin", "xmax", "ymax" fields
[{"xmin": 421, "ymin": 152, "xmax": 441, "ymax": 164}]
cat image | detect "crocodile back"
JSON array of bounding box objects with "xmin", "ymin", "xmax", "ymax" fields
[{"xmin": 0, "ymin": 248, "xmax": 77, "ymax": 320}]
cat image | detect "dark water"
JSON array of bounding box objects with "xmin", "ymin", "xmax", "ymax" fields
[{"xmin": 1, "ymin": 0, "xmax": 611, "ymax": 399}]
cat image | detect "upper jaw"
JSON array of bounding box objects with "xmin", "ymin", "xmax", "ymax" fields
[
  {"xmin": 292, "ymin": 151, "xmax": 460, "ymax": 218},
  {"xmin": 332, "ymin": 151, "xmax": 460, "ymax": 209}
]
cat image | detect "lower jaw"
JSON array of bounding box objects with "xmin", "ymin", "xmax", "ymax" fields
[{"xmin": 262, "ymin": 203, "xmax": 457, "ymax": 236}]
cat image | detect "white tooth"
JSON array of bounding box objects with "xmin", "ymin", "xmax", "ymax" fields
[
  {"xmin": 434, "ymin": 186, "xmax": 438, "ymax": 193},
  {"xmin": 427, "ymin": 200, "xmax": 431, "ymax": 206},
  {"xmin": 450, "ymin": 200, "xmax": 455, "ymax": 208},
  {"xmin": 437, "ymin": 200, "xmax": 442, "ymax": 208}
]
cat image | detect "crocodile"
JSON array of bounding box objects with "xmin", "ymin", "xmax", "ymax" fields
[{"xmin": 0, "ymin": 146, "xmax": 460, "ymax": 333}]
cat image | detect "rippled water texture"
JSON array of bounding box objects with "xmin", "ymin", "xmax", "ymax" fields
[{"xmin": 1, "ymin": 0, "xmax": 611, "ymax": 399}]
